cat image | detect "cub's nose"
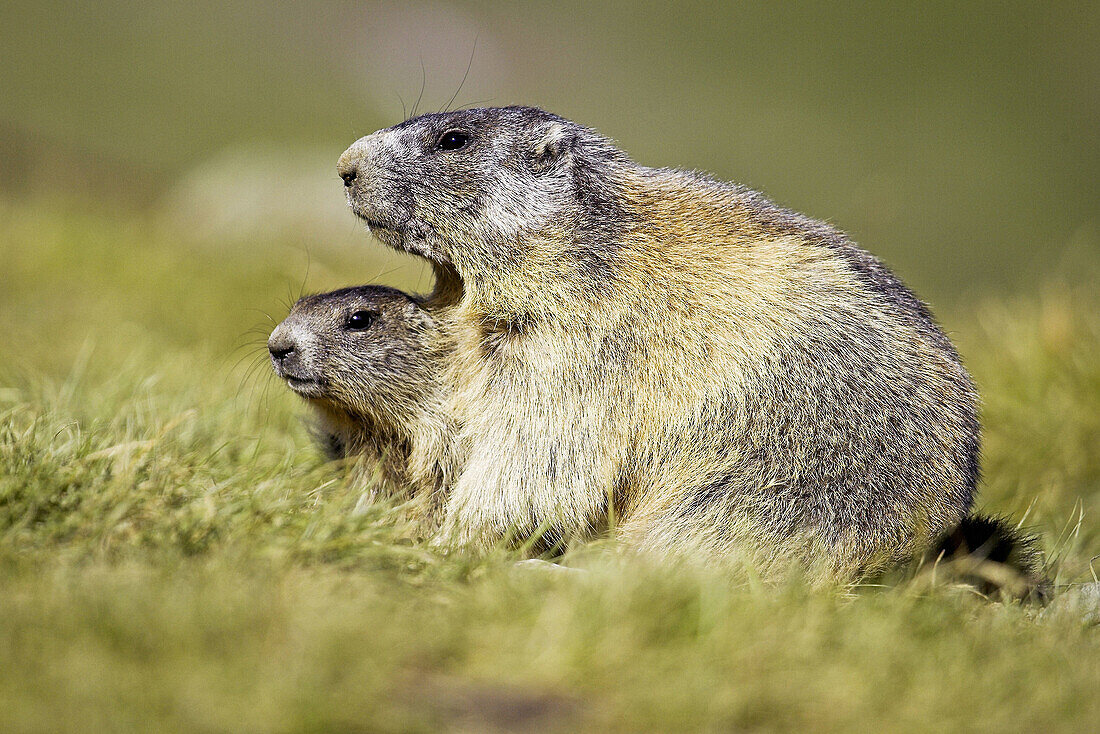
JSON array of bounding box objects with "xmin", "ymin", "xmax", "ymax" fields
[
  {"xmin": 268, "ymin": 342, "xmax": 294, "ymax": 361},
  {"xmin": 339, "ymin": 165, "xmax": 357, "ymax": 188},
  {"xmin": 267, "ymin": 329, "xmax": 297, "ymax": 365}
]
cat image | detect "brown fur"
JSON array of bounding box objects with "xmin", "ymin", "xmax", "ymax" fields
[
  {"xmin": 337, "ymin": 107, "xmax": 982, "ymax": 581},
  {"xmin": 268, "ymin": 286, "xmax": 457, "ymax": 526}
]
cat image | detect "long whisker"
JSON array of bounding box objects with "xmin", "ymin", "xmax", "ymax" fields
[
  {"xmin": 411, "ymin": 54, "xmax": 427, "ymax": 119},
  {"xmin": 442, "ymin": 35, "xmax": 477, "ymax": 113},
  {"xmin": 297, "ymin": 248, "xmax": 312, "ymax": 302}
]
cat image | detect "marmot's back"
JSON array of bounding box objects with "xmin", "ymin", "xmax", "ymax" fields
[{"xmin": 606, "ymin": 169, "xmax": 978, "ymax": 576}]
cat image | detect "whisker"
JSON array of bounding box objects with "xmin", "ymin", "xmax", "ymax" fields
[
  {"xmin": 297, "ymin": 247, "xmax": 312, "ymax": 301},
  {"xmin": 412, "ymin": 54, "xmax": 427, "ymax": 119},
  {"xmin": 452, "ymin": 96, "xmax": 498, "ymax": 110},
  {"xmin": 242, "ymin": 306, "xmax": 278, "ymax": 325},
  {"xmin": 239, "ymin": 354, "xmax": 275, "ymax": 403},
  {"xmin": 442, "ymin": 35, "xmax": 477, "ymax": 113},
  {"xmin": 415, "ymin": 260, "xmax": 428, "ymax": 294},
  {"xmin": 366, "ymin": 264, "xmax": 405, "ymax": 286}
]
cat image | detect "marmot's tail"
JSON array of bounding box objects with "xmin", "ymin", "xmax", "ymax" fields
[{"xmin": 927, "ymin": 514, "xmax": 1051, "ymax": 602}]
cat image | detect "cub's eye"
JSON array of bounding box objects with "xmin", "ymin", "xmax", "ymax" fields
[
  {"xmin": 344, "ymin": 310, "xmax": 378, "ymax": 330},
  {"xmin": 437, "ymin": 130, "xmax": 469, "ymax": 151}
]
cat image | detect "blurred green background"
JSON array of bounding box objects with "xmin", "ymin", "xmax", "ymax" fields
[
  {"xmin": 3, "ymin": 0, "xmax": 1098, "ymax": 303},
  {"xmin": 3, "ymin": 5, "xmax": 1100, "ymax": 730}
]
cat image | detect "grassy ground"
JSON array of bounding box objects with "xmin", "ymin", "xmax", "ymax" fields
[{"xmin": 2, "ymin": 197, "xmax": 1099, "ymax": 733}]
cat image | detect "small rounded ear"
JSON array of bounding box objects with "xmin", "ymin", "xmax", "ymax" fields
[
  {"xmin": 403, "ymin": 300, "xmax": 434, "ymax": 327},
  {"xmin": 532, "ymin": 122, "xmax": 574, "ymax": 172}
]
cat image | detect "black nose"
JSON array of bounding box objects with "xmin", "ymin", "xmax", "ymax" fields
[
  {"xmin": 340, "ymin": 168, "xmax": 357, "ymax": 187},
  {"xmin": 269, "ymin": 343, "xmax": 294, "ymax": 362}
]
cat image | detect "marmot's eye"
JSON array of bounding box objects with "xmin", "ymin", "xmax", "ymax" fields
[
  {"xmin": 345, "ymin": 310, "xmax": 378, "ymax": 330},
  {"xmin": 437, "ymin": 130, "xmax": 469, "ymax": 151}
]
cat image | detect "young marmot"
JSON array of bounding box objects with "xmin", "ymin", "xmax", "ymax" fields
[
  {"xmin": 333, "ymin": 106, "xmax": 1016, "ymax": 582},
  {"xmin": 268, "ymin": 285, "xmax": 455, "ymax": 518}
]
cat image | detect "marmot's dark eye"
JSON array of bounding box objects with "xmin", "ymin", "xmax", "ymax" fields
[
  {"xmin": 437, "ymin": 130, "xmax": 469, "ymax": 151},
  {"xmin": 345, "ymin": 310, "xmax": 378, "ymax": 330}
]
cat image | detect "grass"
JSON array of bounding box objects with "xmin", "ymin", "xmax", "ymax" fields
[{"xmin": 1, "ymin": 196, "xmax": 1099, "ymax": 733}]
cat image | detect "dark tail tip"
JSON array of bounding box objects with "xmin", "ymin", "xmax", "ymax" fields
[{"xmin": 927, "ymin": 514, "xmax": 1051, "ymax": 603}]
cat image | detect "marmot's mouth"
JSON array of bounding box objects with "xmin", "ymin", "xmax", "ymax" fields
[
  {"xmin": 362, "ymin": 217, "xmax": 397, "ymax": 232},
  {"xmin": 284, "ymin": 375, "xmax": 325, "ymax": 397},
  {"xmin": 359, "ymin": 216, "xmax": 409, "ymax": 250},
  {"xmin": 352, "ymin": 208, "xmax": 448, "ymax": 270},
  {"xmin": 349, "ymin": 202, "xmax": 404, "ymax": 234}
]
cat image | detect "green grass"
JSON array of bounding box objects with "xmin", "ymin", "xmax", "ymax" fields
[{"xmin": 2, "ymin": 197, "xmax": 1099, "ymax": 733}]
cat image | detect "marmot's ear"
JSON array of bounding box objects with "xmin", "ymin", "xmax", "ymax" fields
[
  {"xmin": 532, "ymin": 123, "xmax": 574, "ymax": 172},
  {"xmin": 403, "ymin": 300, "xmax": 434, "ymax": 327}
]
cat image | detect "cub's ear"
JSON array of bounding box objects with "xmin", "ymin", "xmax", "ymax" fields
[
  {"xmin": 532, "ymin": 122, "xmax": 575, "ymax": 172},
  {"xmin": 402, "ymin": 299, "xmax": 435, "ymax": 328}
]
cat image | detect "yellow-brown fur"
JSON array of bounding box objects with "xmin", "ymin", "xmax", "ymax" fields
[
  {"xmin": 268, "ymin": 286, "xmax": 458, "ymax": 527},
  {"xmin": 337, "ymin": 107, "xmax": 981, "ymax": 581}
]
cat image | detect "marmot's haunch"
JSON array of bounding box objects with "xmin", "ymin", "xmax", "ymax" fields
[
  {"xmin": 268, "ymin": 285, "xmax": 453, "ymax": 519},
  {"xmin": 334, "ymin": 106, "xmax": 1026, "ymax": 583}
]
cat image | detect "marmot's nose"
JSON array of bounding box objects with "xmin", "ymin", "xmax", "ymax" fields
[
  {"xmin": 269, "ymin": 343, "xmax": 294, "ymax": 361},
  {"xmin": 339, "ymin": 165, "xmax": 357, "ymax": 188},
  {"xmin": 338, "ymin": 133, "xmax": 385, "ymax": 190},
  {"xmin": 268, "ymin": 331, "xmax": 297, "ymax": 363},
  {"xmin": 337, "ymin": 146, "xmax": 363, "ymax": 189}
]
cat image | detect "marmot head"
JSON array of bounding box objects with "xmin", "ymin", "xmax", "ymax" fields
[
  {"xmin": 268, "ymin": 286, "xmax": 437, "ymax": 427},
  {"xmin": 337, "ymin": 106, "xmax": 629, "ymax": 281}
]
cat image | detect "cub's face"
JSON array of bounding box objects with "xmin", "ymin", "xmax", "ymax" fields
[
  {"xmin": 268, "ymin": 286, "xmax": 434, "ymax": 418},
  {"xmin": 336, "ymin": 106, "xmax": 583, "ymax": 274}
]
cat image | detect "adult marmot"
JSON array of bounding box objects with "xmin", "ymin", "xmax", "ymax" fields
[{"xmin": 336, "ymin": 106, "xmax": 988, "ymax": 581}]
